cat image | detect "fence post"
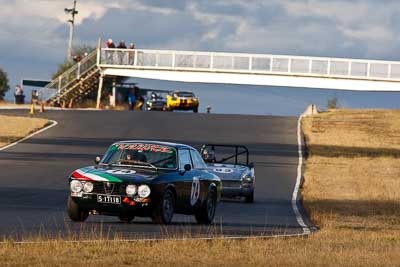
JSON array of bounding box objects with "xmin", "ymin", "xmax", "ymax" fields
[
  {"xmin": 249, "ymin": 56, "xmax": 252, "ymax": 71},
  {"xmin": 77, "ymin": 62, "xmax": 81, "ymax": 80},
  {"xmin": 327, "ymin": 59, "xmax": 331, "ymax": 75},
  {"xmin": 348, "ymin": 61, "xmax": 352, "ymax": 76},
  {"xmin": 367, "ymin": 62, "xmax": 371, "ymax": 78},
  {"xmin": 270, "ymin": 57, "xmax": 273, "ymax": 72},
  {"xmin": 58, "ymin": 76, "xmax": 62, "ymax": 93},
  {"xmin": 134, "ymin": 50, "xmax": 138, "ymax": 67}
]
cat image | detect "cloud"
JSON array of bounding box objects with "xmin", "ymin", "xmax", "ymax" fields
[{"xmin": 2, "ymin": 0, "xmax": 400, "ymax": 91}]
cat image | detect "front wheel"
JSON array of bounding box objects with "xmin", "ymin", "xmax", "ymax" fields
[
  {"xmin": 67, "ymin": 196, "xmax": 89, "ymax": 222},
  {"xmin": 152, "ymin": 189, "xmax": 175, "ymax": 224},
  {"xmin": 195, "ymin": 188, "xmax": 217, "ymax": 224},
  {"xmin": 193, "ymin": 107, "xmax": 198, "ymax": 113}
]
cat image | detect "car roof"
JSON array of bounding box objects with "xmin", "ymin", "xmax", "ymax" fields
[
  {"xmin": 174, "ymin": 90, "xmax": 194, "ymax": 94},
  {"xmin": 114, "ymin": 140, "xmax": 195, "ymax": 150}
]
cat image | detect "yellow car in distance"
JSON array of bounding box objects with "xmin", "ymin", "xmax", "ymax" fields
[{"xmin": 166, "ymin": 91, "xmax": 199, "ymax": 113}]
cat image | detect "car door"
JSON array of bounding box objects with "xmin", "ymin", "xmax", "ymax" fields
[
  {"xmin": 190, "ymin": 149, "xmax": 210, "ymax": 205},
  {"xmin": 177, "ymin": 148, "xmax": 196, "ymax": 212}
]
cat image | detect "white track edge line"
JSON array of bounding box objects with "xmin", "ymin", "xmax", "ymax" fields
[
  {"xmin": 291, "ymin": 115, "xmax": 311, "ymax": 234},
  {"xmin": 0, "ymin": 232, "xmax": 310, "ymax": 245},
  {"xmin": 0, "ymin": 120, "xmax": 58, "ymax": 152}
]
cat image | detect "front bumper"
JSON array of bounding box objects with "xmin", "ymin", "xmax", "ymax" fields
[
  {"xmin": 221, "ymin": 186, "xmax": 253, "ymax": 198},
  {"xmin": 71, "ymin": 193, "xmax": 153, "ymax": 216},
  {"xmin": 168, "ymin": 101, "xmax": 198, "ymax": 110}
]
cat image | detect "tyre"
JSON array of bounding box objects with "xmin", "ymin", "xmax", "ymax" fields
[
  {"xmin": 245, "ymin": 191, "xmax": 254, "ymax": 203},
  {"xmin": 67, "ymin": 196, "xmax": 89, "ymax": 222},
  {"xmin": 152, "ymin": 189, "xmax": 175, "ymax": 224},
  {"xmin": 118, "ymin": 214, "xmax": 135, "ymax": 223},
  {"xmin": 195, "ymin": 188, "xmax": 217, "ymax": 224},
  {"xmin": 193, "ymin": 107, "xmax": 198, "ymax": 113}
]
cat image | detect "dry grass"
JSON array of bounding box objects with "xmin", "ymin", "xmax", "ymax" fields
[
  {"xmin": 301, "ymin": 109, "xmax": 400, "ymax": 266},
  {"xmin": 302, "ymin": 109, "xmax": 400, "ymax": 157},
  {"xmin": 0, "ymin": 232, "xmax": 398, "ymax": 267},
  {"xmin": 0, "ymin": 115, "xmax": 49, "ymax": 147},
  {"xmin": 1, "ymin": 109, "xmax": 400, "ymax": 266}
]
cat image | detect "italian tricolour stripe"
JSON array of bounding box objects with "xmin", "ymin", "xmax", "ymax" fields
[{"xmin": 72, "ymin": 169, "xmax": 122, "ymax": 182}]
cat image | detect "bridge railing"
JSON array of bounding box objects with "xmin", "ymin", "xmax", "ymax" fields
[
  {"xmin": 99, "ymin": 48, "xmax": 400, "ymax": 81},
  {"xmin": 39, "ymin": 50, "xmax": 98, "ymax": 102}
]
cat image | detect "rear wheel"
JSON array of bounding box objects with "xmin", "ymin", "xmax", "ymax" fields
[
  {"xmin": 152, "ymin": 189, "xmax": 175, "ymax": 224},
  {"xmin": 195, "ymin": 188, "xmax": 217, "ymax": 224},
  {"xmin": 67, "ymin": 196, "xmax": 89, "ymax": 222},
  {"xmin": 193, "ymin": 107, "xmax": 198, "ymax": 113},
  {"xmin": 245, "ymin": 191, "xmax": 254, "ymax": 203},
  {"xmin": 118, "ymin": 214, "xmax": 135, "ymax": 223}
]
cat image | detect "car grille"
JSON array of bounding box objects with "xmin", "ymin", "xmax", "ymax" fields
[
  {"xmin": 222, "ymin": 180, "xmax": 242, "ymax": 189},
  {"xmin": 92, "ymin": 182, "xmax": 126, "ymax": 195}
]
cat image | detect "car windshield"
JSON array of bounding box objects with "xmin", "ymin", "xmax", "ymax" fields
[
  {"xmin": 176, "ymin": 92, "xmax": 194, "ymax": 97},
  {"xmin": 101, "ymin": 143, "xmax": 177, "ymax": 169}
]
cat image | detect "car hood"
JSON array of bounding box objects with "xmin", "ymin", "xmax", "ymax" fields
[
  {"xmin": 70, "ymin": 166, "xmax": 161, "ymax": 183},
  {"xmin": 205, "ymin": 163, "xmax": 248, "ymax": 180}
]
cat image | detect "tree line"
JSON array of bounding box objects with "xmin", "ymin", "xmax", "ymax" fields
[{"xmin": 0, "ymin": 67, "xmax": 10, "ymax": 101}]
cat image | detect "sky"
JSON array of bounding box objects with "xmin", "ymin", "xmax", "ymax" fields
[{"xmin": 1, "ymin": 0, "xmax": 400, "ymax": 115}]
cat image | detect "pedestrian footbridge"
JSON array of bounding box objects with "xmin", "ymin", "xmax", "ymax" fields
[{"xmin": 40, "ymin": 46, "xmax": 400, "ymax": 108}]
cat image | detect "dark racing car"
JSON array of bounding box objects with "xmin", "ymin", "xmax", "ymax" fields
[
  {"xmin": 146, "ymin": 92, "xmax": 167, "ymax": 111},
  {"xmin": 67, "ymin": 141, "xmax": 221, "ymax": 224},
  {"xmin": 200, "ymin": 144, "xmax": 255, "ymax": 203}
]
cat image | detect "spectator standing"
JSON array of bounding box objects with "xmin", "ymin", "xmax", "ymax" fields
[
  {"xmin": 117, "ymin": 40, "xmax": 127, "ymax": 49},
  {"xmin": 31, "ymin": 90, "xmax": 39, "ymax": 104},
  {"xmin": 134, "ymin": 87, "xmax": 144, "ymax": 110},
  {"xmin": 105, "ymin": 38, "xmax": 115, "ymax": 48},
  {"xmin": 105, "ymin": 38, "xmax": 115, "ymax": 64},
  {"xmin": 15, "ymin": 85, "xmax": 22, "ymax": 96},
  {"xmin": 73, "ymin": 54, "xmax": 81, "ymax": 63},
  {"xmin": 117, "ymin": 40, "xmax": 127, "ymax": 64},
  {"xmin": 14, "ymin": 85, "xmax": 25, "ymax": 104},
  {"xmin": 108, "ymin": 93, "xmax": 115, "ymax": 109},
  {"xmin": 128, "ymin": 88, "xmax": 136, "ymax": 110}
]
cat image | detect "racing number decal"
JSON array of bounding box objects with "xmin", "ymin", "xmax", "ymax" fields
[
  {"xmin": 106, "ymin": 169, "xmax": 136, "ymax": 175},
  {"xmin": 190, "ymin": 177, "xmax": 200, "ymax": 206},
  {"xmin": 213, "ymin": 168, "xmax": 233, "ymax": 174}
]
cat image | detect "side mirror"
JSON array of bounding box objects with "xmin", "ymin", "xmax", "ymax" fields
[
  {"xmin": 95, "ymin": 156, "xmax": 101, "ymax": 164},
  {"xmin": 184, "ymin": 164, "xmax": 192, "ymax": 172}
]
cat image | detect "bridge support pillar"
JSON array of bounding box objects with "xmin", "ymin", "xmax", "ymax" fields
[{"xmin": 96, "ymin": 74, "xmax": 104, "ymax": 109}]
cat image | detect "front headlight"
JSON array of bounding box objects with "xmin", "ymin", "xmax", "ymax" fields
[
  {"xmin": 242, "ymin": 176, "xmax": 253, "ymax": 183},
  {"xmin": 126, "ymin": 184, "xmax": 137, "ymax": 196},
  {"xmin": 70, "ymin": 180, "xmax": 83, "ymax": 193},
  {"xmin": 138, "ymin": 185, "xmax": 151, "ymax": 198},
  {"xmin": 83, "ymin": 182, "xmax": 94, "ymax": 193}
]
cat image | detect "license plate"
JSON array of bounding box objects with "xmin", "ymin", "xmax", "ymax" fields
[{"xmin": 97, "ymin": 194, "xmax": 121, "ymax": 204}]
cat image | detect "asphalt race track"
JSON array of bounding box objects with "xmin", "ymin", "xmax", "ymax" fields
[{"xmin": 0, "ymin": 110, "xmax": 311, "ymax": 240}]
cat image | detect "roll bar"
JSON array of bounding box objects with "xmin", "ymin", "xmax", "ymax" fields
[{"xmin": 200, "ymin": 144, "xmax": 250, "ymax": 166}]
